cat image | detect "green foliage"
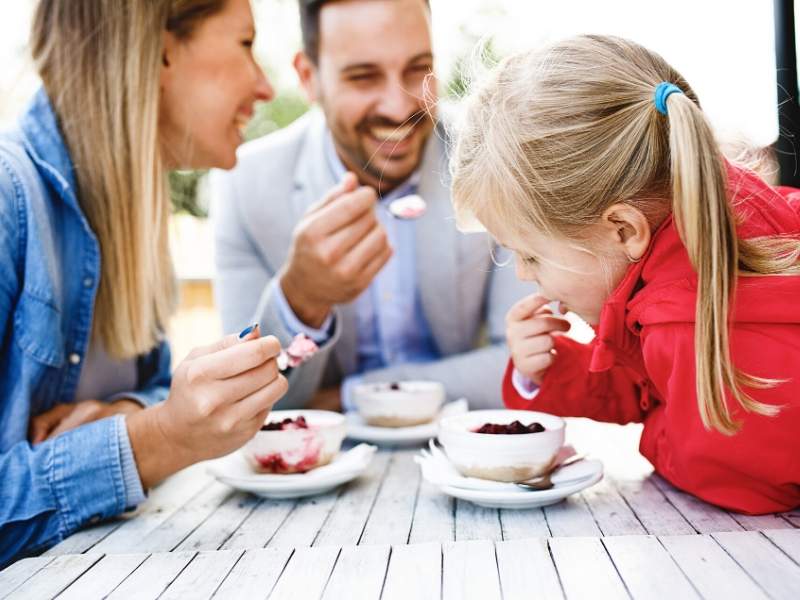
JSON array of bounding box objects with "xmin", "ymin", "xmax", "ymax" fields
[
  {"xmin": 444, "ymin": 38, "xmax": 501, "ymax": 100},
  {"xmin": 168, "ymin": 90, "xmax": 310, "ymax": 217}
]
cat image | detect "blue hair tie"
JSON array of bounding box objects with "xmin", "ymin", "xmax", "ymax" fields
[{"xmin": 654, "ymin": 82, "xmax": 683, "ymax": 115}]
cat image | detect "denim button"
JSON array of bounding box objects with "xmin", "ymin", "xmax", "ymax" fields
[
  {"xmin": 83, "ymin": 277, "xmax": 93, "ymax": 288},
  {"xmin": 69, "ymin": 353, "xmax": 81, "ymax": 365}
]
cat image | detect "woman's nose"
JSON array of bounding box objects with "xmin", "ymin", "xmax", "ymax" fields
[{"xmin": 253, "ymin": 67, "xmax": 274, "ymax": 102}]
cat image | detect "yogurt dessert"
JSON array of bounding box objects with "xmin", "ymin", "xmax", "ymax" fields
[
  {"xmin": 243, "ymin": 410, "xmax": 346, "ymax": 474},
  {"xmin": 277, "ymin": 333, "xmax": 319, "ymax": 371},
  {"xmin": 353, "ymin": 380, "xmax": 445, "ymax": 427},
  {"xmin": 438, "ymin": 409, "xmax": 565, "ymax": 482}
]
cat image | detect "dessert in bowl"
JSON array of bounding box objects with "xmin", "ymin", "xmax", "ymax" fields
[
  {"xmin": 438, "ymin": 409, "xmax": 565, "ymax": 482},
  {"xmin": 353, "ymin": 381, "xmax": 445, "ymax": 427},
  {"xmin": 243, "ymin": 410, "xmax": 346, "ymax": 474}
]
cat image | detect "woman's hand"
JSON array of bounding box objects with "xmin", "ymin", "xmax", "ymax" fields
[
  {"xmin": 126, "ymin": 326, "xmax": 288, "ymax": 489},
  {"xmin": 29, "ymin": 398, "xmax": 142, "ymax": 444},
  {"xmin": 506, "ymin": 294, "xmax": 571, "ymax": 385}
]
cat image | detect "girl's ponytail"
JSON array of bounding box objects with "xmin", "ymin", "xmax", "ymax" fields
[{"xmin": 664, "ymin": 92, "xmax": 779, "ymax": 434}]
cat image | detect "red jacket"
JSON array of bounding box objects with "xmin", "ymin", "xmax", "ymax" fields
[{"xmin": 503, "ymin": 165, "xmax": 800, "ymax": 514}]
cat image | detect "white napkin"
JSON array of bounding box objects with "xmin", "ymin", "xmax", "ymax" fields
[{"xmin": 415, "ymin": 441, "xmax": 592, "ymax": 493}]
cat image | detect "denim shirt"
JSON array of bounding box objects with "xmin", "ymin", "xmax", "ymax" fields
[{"xmin": 0, "ymin": 90, "xmax": 172, "ymax": 567}]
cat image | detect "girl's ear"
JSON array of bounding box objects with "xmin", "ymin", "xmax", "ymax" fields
[{"xmin": 600, "ymin": 203, "xmax": 652, "ymax": 262}]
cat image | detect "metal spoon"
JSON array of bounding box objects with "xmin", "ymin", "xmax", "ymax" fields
[{"xmin": 515, "ymin": 454, "xmax": 587, "ymax": 491}]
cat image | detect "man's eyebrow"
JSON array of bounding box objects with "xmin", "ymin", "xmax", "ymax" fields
[{"xmin": 341, "ymin": 52, "xmax": 434, "ymax": 73}]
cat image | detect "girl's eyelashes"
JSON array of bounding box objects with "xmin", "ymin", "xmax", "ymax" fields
[
  {"xmin": 242, "ymin": 39, "xmax": 254, "ymax": 49},
  {"xmin": 520, "ymin": 255, "xmax": 538, "ymax": 265}
]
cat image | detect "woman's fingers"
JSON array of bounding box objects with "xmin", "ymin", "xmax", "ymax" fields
[
  {"xmin": 29, "ymin": 404, "xmax": 73, "ymax": 444},
  {"xmin": 226, "ymin": 373, "xmax": 289, "ymax": 426},
  {"xmin": 187, "ymin": 335, "xmax": 281, "ymax": 383},
  {"xmin": 509, "ymin": 315, "xmax": 571, "ymax": 340}
]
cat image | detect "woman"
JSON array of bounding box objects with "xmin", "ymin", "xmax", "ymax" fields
[{"xmin": 0, "ymin": 0, "xmax": 287, "ymax": 566}]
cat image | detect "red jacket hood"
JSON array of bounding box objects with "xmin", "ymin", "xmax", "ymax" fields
[{"xmin": 590, "ymin": 163, "xmax": 800, "ymax": 372}]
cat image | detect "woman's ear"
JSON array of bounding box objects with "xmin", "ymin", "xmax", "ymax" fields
[
  {"xmin": 600, "ymin": 203, "xmax": 652, "ymax": 262},
  {"xmin": 160, "ymin": 31, "xmax": 177, "ymax": 85}
]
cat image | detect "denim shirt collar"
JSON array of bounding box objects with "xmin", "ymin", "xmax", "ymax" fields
[{"xmin": 18, "ymin": 88, "xmax": 81, "ymax": 213}]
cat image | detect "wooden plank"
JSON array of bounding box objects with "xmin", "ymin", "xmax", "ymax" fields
[
  {"xmin": 581, "ymin": 478, "xmax": 646, "ymax": 536},
  {"xmin": 267, "ymin": 493, "xmax": 338, "ymax": 549},
  {"xmin": 713, "ymin": 530, "xmax": 800, "ymax": 599},
  {"xmin": 57, "ymin": 554, "xmax": 149, "ymax": 600},
  {"xmin": 321, "ymin": 544, "xmax": 391, "ymax": 600},
  {"xmin": 612, "ymin": 477, "xmax": 695, "ymax": 536},
  {"xmin": 312, "ymin": 452, "xmax": 390, "ymax": 547},
  {"xmin": 407, "ymin": 479, "xmax": 454, "ymax": 544},
  {"xmin": 602, "ymin": 535, "xmax": 699, "ymax": 599},
  {"xmin": 5, "ymin": 554, "xmax": 103, "ymax": 600},
  {"xmin": 442, "ymin": 540, "xmax": 501, "ymax": 600},
  {"xmin": 0, "ymin": 556, "xmax": 54, "ymax": 599},
  {"xmin": 543, "ymin": 496, "xmax": 602, "ymax": 537},
  {"xmin": 160, "ymin": 549, "xmax": 243, "ymax": 600},
  {"xmin": 221, "ymin": 499, "xmax": 295, "ymax": 550},
  {"xmin": 729, "ymin": 512, "xmax": 796, "ymax": 531},
  {"xmin": 175, "ymin": 491, "xmax": 260, "ymax": 552},
  {"xmin": 213, "ymin": 547, "xmax": 293, "ymax": 600},
  {"xmin": 91, "ymin": 465, "xmax": 214, "ymax": 554},
  {"xmin": 454, "ymin": 501, "xmax": 501, "ymax": 541},
  {"xmin": 129, "ymin": 481, "xmax": 233, "ymax": 553},
  {"xmin": 763, "ymin": 529, "xmax": 800, "ymax": 564},
  {"xmin": 495, "ymin": 538, "xmax": 563, "ymax": 600},
  {"xmin": 359, "ymin": 451, "xmax": 419, "ymax": 545},
  {"xmin": 498, "ymin": 508, "xmax": 550, "ymax": 540},
  {"xmin": 268, "ymin": 546, "xmax": 340, "ymax": 600},
  {"xmin": 105, "ymin": 552, "xmax": 196, "ymax": 600},
  {"xmin": 548, "ymin": 537, "xmax": 628, "ymax": 600},
  {"xmin": 41, "ymin": 465, "xmax": 211, "ymax": 557},
  {"xmin": 381, "ymin": 543, "xmax": 441, "ymax": 600},
  {"xmin": 651, "ymin": 476, "xmax": 743, "ymax": 533},
  {"xmin": 659, "ymin": 534, "xmax": 768, "ymax": 600}
]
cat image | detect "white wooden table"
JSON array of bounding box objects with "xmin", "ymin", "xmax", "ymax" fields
[{"xmin": 4, "ymin": 419, "xmax": 800, "ymax": 599}]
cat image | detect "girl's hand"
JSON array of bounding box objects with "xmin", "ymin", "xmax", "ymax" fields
[
  {"xmin": 506, "ymin": 294, "xmax": 571, "ymax": 385},
  {"xmin": 127, "ymin": 326, "xmax": 289, "ymax": 488},
  {"xmin": 29, "ymin": 398, "xmax": 142, "ymax": 444}
]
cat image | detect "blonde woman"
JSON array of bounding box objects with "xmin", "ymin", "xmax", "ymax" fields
[
  {"xmin": 451, "ymin": 35, "xmax": 800, "ymax": 514},
  {"xmin": 0, "ymin": 0, "xmax": 286, "ymax": 565}
]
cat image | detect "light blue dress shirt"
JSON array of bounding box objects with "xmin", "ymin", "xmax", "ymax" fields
[{"xmin": 272, "ymin": 132, "xmax": 440, "ymax": 407}]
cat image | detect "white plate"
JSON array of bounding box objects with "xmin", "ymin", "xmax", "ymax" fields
[
  {"xmin": 422, "ymin": 457, "xmax": 603, "ymax": 509},
  {"xmin": 346, "ymin": 399, "xmax": 468, "ymax": 446},
  {"xmin": 207, "ymin": 443, "xmax": 377, "ymax": 499}
]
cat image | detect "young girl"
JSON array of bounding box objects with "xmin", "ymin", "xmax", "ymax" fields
[
  {"xmin": 1, "ymin": 0, "xmax": 285, "ymax": 565},
  {"xmin": 450, "ymin": 35, "xmax": 800, "ymax": 514}
]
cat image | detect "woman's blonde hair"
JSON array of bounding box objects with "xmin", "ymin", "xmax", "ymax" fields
[
  {"xmin": 451, "ymin": 35, "xmax": 800, "ymax": 435},
  {"xmin": 30, "ymin": 0, "xmax": 225, "ymax": 359}
]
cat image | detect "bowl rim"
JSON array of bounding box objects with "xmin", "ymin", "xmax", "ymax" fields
[{"xmin": 438, "ymin": 409, "xmax": 565, "ymax": 435}]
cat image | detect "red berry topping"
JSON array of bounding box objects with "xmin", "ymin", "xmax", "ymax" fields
[
  {"xmin": 260, "ymin": 416, "xmax": 309, "ymax": 431},
  {"xmin": 474, "ymin": 420, "xmax": 545, "ymax": 434}
]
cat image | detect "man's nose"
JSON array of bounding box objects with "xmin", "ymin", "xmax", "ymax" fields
[{"xmin": 375, "ymin": 76, "xmax": 418, "ymax": 124}]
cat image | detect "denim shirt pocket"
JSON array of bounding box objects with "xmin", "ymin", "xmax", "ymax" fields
[{"xmin": 14, "ymin": 291, "xmax": 65, "ymax": 368}]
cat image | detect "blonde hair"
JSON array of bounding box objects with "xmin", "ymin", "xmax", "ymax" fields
[
  {"xmin": 30, "ymin": 0, "xmax": 225, "ymax": 359},
  {"xmin": 452, "ymin": 35, "xmax": 800, "ymax": 435}
]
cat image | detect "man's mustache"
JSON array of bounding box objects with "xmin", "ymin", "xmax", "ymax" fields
[{"xmin": 358, "ymin": 110, "xmax": 432, "ymax": 133}]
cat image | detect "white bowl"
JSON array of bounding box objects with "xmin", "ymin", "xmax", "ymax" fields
[
  {"xmin": 353, "ymin": 381, "xmax": 445, "ymax": 427},
  {"xmin": 243, "ymin": 410, "xmax": 346, "ymax": 474},
  {"xmin": 438, "ymin": 409, "xmax": 565, "ymax": 482}
]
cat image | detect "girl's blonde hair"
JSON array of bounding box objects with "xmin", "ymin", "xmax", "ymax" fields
[
  {"xmin": 30, "ymin": 0, "xmax": 225, "ymax": 359},
  {"xmin": 451, "ymin": 35, "xmax": 800, "ymax": 435}
]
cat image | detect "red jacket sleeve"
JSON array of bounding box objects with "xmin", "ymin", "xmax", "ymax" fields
[
  {"xmin": 502, "ymin": 336, "xmax": 649, "ymax": 425},
  {"xmin": 637, "ymin": 322, "xmax": 800, "ymax": 514}
]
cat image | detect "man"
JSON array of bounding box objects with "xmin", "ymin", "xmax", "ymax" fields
[{"xmin": 211, "ymin": 0, "xmax": 531, "ymax": 410}]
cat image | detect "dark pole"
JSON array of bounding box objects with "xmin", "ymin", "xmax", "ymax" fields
[{"xmin": 774, "ymin": 0, "xmax": 800, "ymax": 186}]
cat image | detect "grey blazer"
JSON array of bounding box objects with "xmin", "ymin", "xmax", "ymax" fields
[{"xmin": 210, "ymin": 110, "xmax": 533, "ymax": 409}]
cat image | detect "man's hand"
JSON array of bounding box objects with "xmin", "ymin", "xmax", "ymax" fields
[
  {"xmin": 308, "ymin": 386, "xmax": 342, "ymax": 412},
  {"xmin": 29, "ymin": 398, "xmax": 142, "ymax": 444},
  {"xmin": 506, "ymin": 294, "xmax": 571, "ymax": 385},
  {"xmin": 279, "ymin": 172, "xmax": 393, "ymax": 328}
]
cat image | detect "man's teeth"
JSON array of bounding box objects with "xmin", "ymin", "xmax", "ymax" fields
[
  {"xmin": 234, "ymin": 115, "xmax": 250, "ymax": 134},
  {"xmin": 370, "ymin": 125, "xmax": 414, "ymax": 142}
]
